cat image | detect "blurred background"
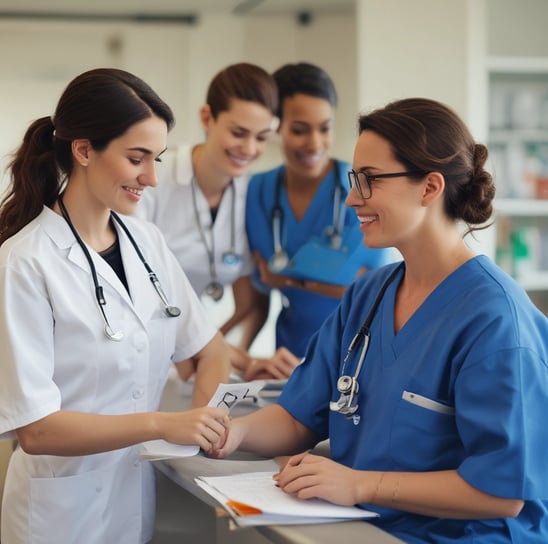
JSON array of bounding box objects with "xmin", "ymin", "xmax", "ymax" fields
[{"xmin": 0, "ymin": 0, "xmax": 547, "ymax": 313}]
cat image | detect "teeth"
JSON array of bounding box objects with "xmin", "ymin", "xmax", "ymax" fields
[
  {"xmin": 231, "ymin": 157, "xmax": 250, "ymax": 167},
  {"xmin": 125, "ymin": 187, "xmax": 142, "ymax": 196},
  {"xmin": 358, "ymin": 215, "xmax": 378, "ymax": 224}
]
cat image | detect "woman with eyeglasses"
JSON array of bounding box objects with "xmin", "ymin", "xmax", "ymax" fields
[
  {"xmin": 245, "ymin": 62, "xmax": 391, "ymax": 359},
  {"xmin": 0, "ymin": 68, "xmax": 230, "ymax": 543},
  {"xmin": 136, "ymin": 63, "xmax": 301, "ymax": 382},
  {"xmin": 212, "ymin": 98, "xmax": 548, "ymax": 543}
]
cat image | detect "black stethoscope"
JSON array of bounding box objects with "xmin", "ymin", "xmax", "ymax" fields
[
  {"xmin": 58, "ymin": 196, "xmax": 181, "ymax": 342},
  {"xmin": 268, "ymin": 161, "xmax": 346, "ymax": 273},
  {"xmin": 190, "ymin": 177, "xmax": 241, "ymax": 301},
  {"xmin": 329, "ymin": 264, "xmax": 402, "ymax": 425}
]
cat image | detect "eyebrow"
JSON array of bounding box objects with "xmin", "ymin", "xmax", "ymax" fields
[
  {"xmin": 355, "ymin": 166, "xmax": 382, "ymax": 173},
  {"xmin": 230, "ymin": 124, "xmax": 273, "ymax": 136},
  {"xmin": 128, "ymin": 146, "xmax": 168, "ymax": 157},
  {"xmin": 289, "ymin": 119, "xmax": 332, "ymax": 127}
]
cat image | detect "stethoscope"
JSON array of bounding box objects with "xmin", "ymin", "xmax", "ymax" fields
[
  {"xmin": 329, "ymin": 264, "xmax": 402, "ymax": 425},
  {"xmin": 190, "ymin": 177, "xmax": 241, "ymax": 301},
  {"xmin": 57, "ymin": 196, "xmax": 181, "ymax": 342},
  {"xmin": 269, "ymin": 162, "xmax": 346, "ymax": 273}
]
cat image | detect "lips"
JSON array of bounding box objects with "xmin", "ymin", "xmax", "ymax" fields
[
  {"xmin": 358, "ymin": 214, "xmax": 378, "ymax": 225},
  {"xmin": 124, "ymin": 186, "xmax": 143, "ymax": 196}
]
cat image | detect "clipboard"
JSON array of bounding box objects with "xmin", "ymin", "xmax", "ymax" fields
[{"xmin": 280, "ymin": 231, "xmax": 365, "ymax": 286}]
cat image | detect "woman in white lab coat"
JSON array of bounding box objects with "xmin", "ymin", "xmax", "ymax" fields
[
  {"xmin": 137, "ymin": 63, "xmax": 300, "ymax": 381},
  {"xmin": 0, "ymin": 68, "xmax": 231, "ymax": 544}
]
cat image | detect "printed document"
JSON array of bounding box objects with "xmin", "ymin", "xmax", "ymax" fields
[{"xmin": 195, "ymin": 471, "xmax": 378, "ymax": 526}]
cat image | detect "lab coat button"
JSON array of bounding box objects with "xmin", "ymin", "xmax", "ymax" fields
[{"xmin": 132, "ymin": 389, "xmax": 144, "ymax": 399}]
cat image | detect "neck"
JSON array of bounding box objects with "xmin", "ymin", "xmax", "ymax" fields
[
  {"xmin": 192, "ymin": 144, "xmax": 233, "ymax": 207},
  {"xmin": 399, "ymin": 230, "xmax": 475, "ymax": 294},
  {"xmin": 55, "ymin": 185, "xmax": 114, "ymax": 252},
  {"xmin": 284, "ymin": 159, "xmax": 333, "ymax": 199}
]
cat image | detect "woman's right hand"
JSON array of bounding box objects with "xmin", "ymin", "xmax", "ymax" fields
[
  {"xmin": 161, "ymin": 407, "xmax": 230, "ymax": 453},
  {"xmin": 243, "ymin": 347, "xmax": 301, "ymax": 381},
  {"xmin": 207, "ymin": 417, "xmax": 245, "ymax": 459}
]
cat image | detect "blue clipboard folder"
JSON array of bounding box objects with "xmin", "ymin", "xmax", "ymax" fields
[{"xmin": 280, "ymin": 231, "xmax": 365, "ymax": 286}]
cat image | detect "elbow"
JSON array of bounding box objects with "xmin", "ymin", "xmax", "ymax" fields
[
  {"xmin": 502, "ymin": 499, "xmax": 525, "ymax": 519},
  {"xmin": 16, "ymin": 428, "xmax": 44, "ymax": 455}
]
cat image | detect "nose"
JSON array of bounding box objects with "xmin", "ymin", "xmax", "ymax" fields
[
  {"xmin": 307, "ymin": 131, "xmax": 322, "ymax": 151},
  {"xmin": 241, "ymin": 137, "xmax": 259, "ymax": 158},
  {"xmin": 139, "ymin": 161, "xmax": 158, "ymax": 188},
  {"xmin": 345, "ymin": 185, "xmax": 362, "ymax": 208}
]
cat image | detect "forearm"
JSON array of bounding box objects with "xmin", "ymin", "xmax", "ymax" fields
[
  {"xmin": 220, "ymin": 277, "xmax": 269, "ymax": 350},
  {"xmin": 284, "ymin": 278, "xmax": 346, "ymax": 298},
  {"xmin": 16, "ymin": 410, "xmax": 162, "ymax": 456},
  {"xmin": 237, "ymin": 405, "xmax": 316, "ymax": 457},
  {"xmin": 362, "ymin": 469, "xmax": 523, "ymax": 519},
  {"xmin": 191, "ymin": 332, "xmax": 232, "ymax": 408}
]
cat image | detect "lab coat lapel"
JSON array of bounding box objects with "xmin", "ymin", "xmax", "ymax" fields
[
  {"xmin": 66, "ymin": 238, "xmax": 134, "ymax": 309},
  {"xmin": 115, "ymin": 220, "xmax": 158, "ymax": 324}
]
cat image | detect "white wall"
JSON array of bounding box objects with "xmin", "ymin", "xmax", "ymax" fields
[{"xmin": 0, "ymin": 10, "xmax": 358, "ymax": 192}]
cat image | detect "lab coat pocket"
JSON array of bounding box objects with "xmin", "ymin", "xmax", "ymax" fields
[
  {"xmin": 29, "ymin": 462, "xmax": 137, "ymax": 544},
  {"xmin": 389, "ymin": 389, "xmax": 461, "ymax": 470}
]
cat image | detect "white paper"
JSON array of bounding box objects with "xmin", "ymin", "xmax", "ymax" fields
[
  {"xmin": 139, "ymin": 439, "xmax": 199, "ymax": 460},
  {"xmin": 195, "ymin": 471, "xmax": 378, "ymax": 526},
  {"xmin": 139, "ymin": 381, "xmax": 265, "ymax": 460}
]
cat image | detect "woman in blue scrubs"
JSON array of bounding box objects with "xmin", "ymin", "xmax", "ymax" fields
[
  {"xmin": 214, "ymin": 98, "xmax": 548, "ymax": 542},
  {"xmin": 245, "ymin": 63, "xmax": 391, "ymax": 357}
]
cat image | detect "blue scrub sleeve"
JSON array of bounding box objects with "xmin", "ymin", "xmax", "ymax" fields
[{"xmin": 457, "ymin": 346, "xmax": 548, "ymax": 500}]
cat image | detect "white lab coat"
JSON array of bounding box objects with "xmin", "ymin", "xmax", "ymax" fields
[
  {"xmin": 136, "ymin": 144, "xmax": 254, "ymax": 297},
  {"xmin": 0, "ymin": 206, "xmax": 217, "ymax": 544}
]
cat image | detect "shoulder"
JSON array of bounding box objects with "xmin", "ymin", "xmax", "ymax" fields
[
  {"xmin": 0, "ymin": 207, "xmax": 61, "ymax": 267},
  {"xmin": 248, "ymin": 165, "xmax": 283, "ymax": 189}
]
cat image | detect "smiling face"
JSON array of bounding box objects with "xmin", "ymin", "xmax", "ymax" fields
[
  {"xmin": 201, "ymin": 98, "xmax": 275, "ymax": 178},
  {"xmin": 346, "ymin": 129, "xmax": 428, "ymax": 250},
  {"xmin": 278, "ymin": 93, "xmax": 334, "ymax": 180},
  {"xmin": 79, "ymin": 115, "xmax": 168, "ymax": 216}
]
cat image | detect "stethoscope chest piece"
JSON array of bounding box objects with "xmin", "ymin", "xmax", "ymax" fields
[
  {"xmin": 268, "ymin": 250, "xmax": 289, "ymax": 272},
  {"xmin": 222, "ymin": 251, "xmax": 241, "ymax": 266},
  {"xmin": 205, "ymin": 281, "xmax": 224, "ymax": 302},
  {"xmin": 104, "ymin": 324, "xmax": 124, "ymax": 342}
]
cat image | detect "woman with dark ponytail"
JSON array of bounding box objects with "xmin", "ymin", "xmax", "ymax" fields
[
  {"xmin": 0, "ymin": 68, "xmax": 231, "ymax": 543},
  {"xmin": 212, "ymin": 98, "xmax": 548, "ymax": 543}
]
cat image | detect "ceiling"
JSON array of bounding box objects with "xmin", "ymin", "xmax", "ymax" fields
[{"xmin": 0, "ymin": 0, "xmax": 355, "ymax": 21}]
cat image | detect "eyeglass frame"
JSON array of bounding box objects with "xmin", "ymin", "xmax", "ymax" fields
[{"xmin": 347, "ymin": 169, "xmax": 428, "ymax": 199}]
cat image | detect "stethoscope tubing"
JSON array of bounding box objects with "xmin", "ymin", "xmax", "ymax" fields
[
  {"xmin": 190, "ymin": 177, "xmax": 240, "ymax": 299},
  {"xmin": 332, "ymin": 264, "xmax": 402, "ymax": 420},
  {"xmin": 270, "ymin": 161, "xmax": 345, "ymax": 270},
  {"xmin": 57, "ymin": 196, "xmax": 181, "ymax": 341}
]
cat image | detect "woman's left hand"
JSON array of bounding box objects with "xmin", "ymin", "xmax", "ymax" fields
[{"xmin": 274, "ymin": 452, "xmax": 361, "ymax": 506}]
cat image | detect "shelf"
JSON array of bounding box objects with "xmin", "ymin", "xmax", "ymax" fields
[
  {"xmin": 488, "ymin": 129, "xmax": 548, "ymax": 143},
  {"xmin": 487, "ymin": 56, "xmax": 548, "ymax": 74},
  {"xmin": 494, "ymin": 199, "xmax": 548, "ymax": 216}
]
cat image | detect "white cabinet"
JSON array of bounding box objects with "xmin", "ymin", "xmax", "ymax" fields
[{"xmin": 487, "ymin": 57, "xmax": 548, "ymax": 314}]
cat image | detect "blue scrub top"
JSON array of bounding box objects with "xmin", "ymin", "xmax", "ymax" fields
[
  {"xmin": 279, "ymin": 256, "xmax": 548, "ymax": 543},
  {"xmin": 245, "ymin": 160, "xmax": 391, "ymax": 357}
]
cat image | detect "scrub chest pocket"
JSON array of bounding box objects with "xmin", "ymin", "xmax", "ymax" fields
[{"xmin": 389, "ymin": 389, "xmax": 462, "ymax": 470}]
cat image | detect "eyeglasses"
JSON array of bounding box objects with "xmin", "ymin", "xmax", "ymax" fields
[{"xmin": 347, "ymin": 169, "xmax": 428, "ymax": 199}]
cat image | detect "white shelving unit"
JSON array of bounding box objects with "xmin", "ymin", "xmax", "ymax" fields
[{"xmin": 487, "ymin": 57, "xmax": 548, "ymax": 314}]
